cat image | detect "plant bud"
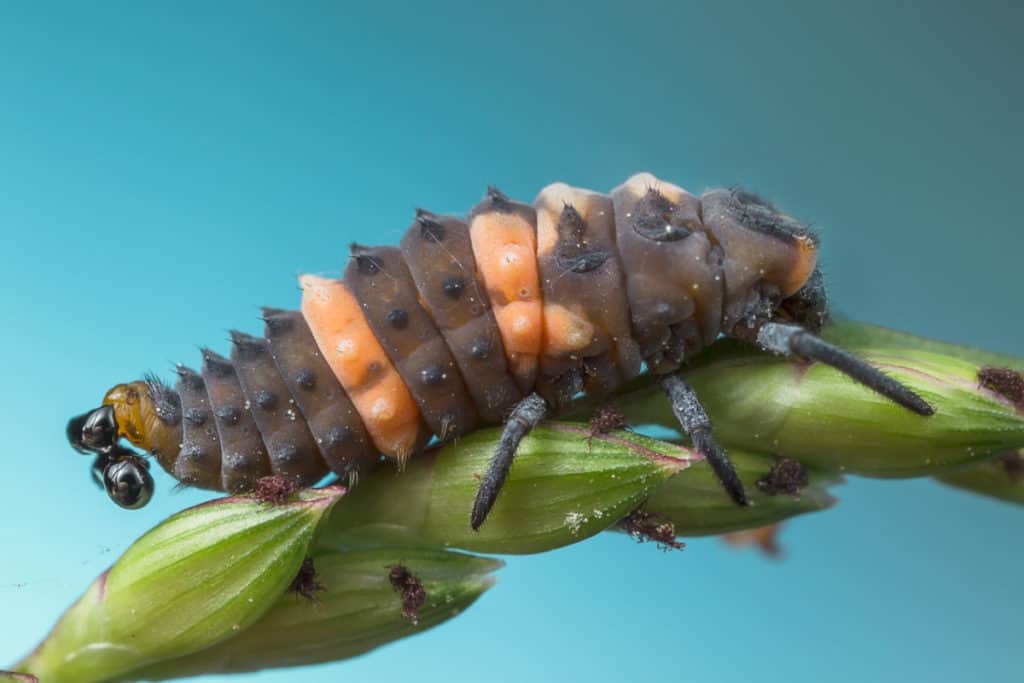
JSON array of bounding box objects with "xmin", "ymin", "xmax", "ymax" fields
[
  {"xmin": 600, "ymin": 340, "xmax": 1024, "ymax": 478},
  {"xmin": 321, "ymin": 424, "xmax": 692, "ymax": 554},
  {"xmin": 128, "ymin": 549, "xmax": 501, "ymax": 679},
  {"xmin": 936, "ymin": 450, "xmax": 1024, "ymax": 505},
  {"xmin": 16, "ymin": 487, "xmax": 344, "ymax": 683},
  {"xmin": 639, "ymin": 451, "xmax": 840, "ymax": 537}
]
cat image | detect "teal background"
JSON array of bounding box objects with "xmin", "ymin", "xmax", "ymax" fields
[{"xmin": 2, "ymin": 1, "xmax": 1022, "ymax": 681}]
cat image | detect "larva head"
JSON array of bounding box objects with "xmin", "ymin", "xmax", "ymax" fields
[
  {"xmin": 66, "ymin": 379, "xmax": 177, "ymax": 509},
  {"xmin": 700, "ymin": 188, "xmax": 821, "ymax": 326}
]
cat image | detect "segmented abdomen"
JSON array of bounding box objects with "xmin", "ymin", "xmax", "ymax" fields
[{"xmin": 150, "ymin": 172, "xmax": 816, "ymax": 493}]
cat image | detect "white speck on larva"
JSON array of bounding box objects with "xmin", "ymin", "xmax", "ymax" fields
[
  {"xmin": 371, "ymin": 398, "xmax": 394, "ymax": 420},
  {"xmin": 286, "ymin": 409, "xmax": 297, "ymax": 421},
  {"xmin": 336, "ymin": 338, "xmax": 356, "ymax": 356}
]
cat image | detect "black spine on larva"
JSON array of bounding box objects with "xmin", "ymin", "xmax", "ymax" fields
[
  {"xmin": 201, "ymin": 348, "xmax": 271, "ymax": 493},
  {"xmin": 172, "ymin": 364, "xmax": 223, "ymax": 490},
  {"xmin": 399, "ymin": 209, "xmax": 522, "ymax": 423},
  {"xmin": 263, "ymin": 307, "xmax": 378, "ymax": 483},
  {"xmin": 230, "ymin": 330, "xmax": 328, "ymax": 487},
  {"xmin": 144, "ymin": 373, "xmax": 182, "ymax": 426},
  {"xmin": 344, "ymin": 244, "xmax": 480, "ymax": 440}
]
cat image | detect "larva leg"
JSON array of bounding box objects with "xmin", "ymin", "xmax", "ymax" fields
[
  {"xmin": 658, "ymin": 373, "xmax": 749, "ymax": 506},
  {"xmin": 757, "ymin": 322, "xmax": 934, "ymax": 416},
  {"xmin": 470, "ymin": 392, "xmax": 549, "ymax": 530}
]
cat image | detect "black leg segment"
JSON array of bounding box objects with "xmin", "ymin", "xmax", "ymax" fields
[
  {"xmin": 658, "ymin": 373, "xmax": 749, "ymax": 507},
  {"xmin": 470, "ymin": 392, "xmax": 549, "ymax": 530},
  {"xmin": 757, "ymin": 322, "xmax": 934, "ymax": 416}
]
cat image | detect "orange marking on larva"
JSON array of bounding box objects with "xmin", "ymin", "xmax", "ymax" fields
[
  {"xmin": 300, "ymin": 274, "xmax": 422, "ymax": 459},
  {"xmin": 543, "ymin": 303, "xmax": 595, "ymax": 355},
  {"xmin": 781, "ymin": 235, "xmax": 818, "ymax": 296},
  {"xmin": 470, "ymin": 211, "xmax": 543, "ymax": 380}
]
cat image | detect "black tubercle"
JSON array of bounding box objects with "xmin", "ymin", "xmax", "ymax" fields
[
  {"xmin": 558, "ymin": 204, "xmax": 587, "ymax": 240},
  {"xmin": 420, "ymin": 364, "xmax": 445, "ymax": 386},
  {"xmin": 555, "ymin": 204, "xmax": 609, "ymax": 273},
  {"xmin": 631, "ymin": 188, "xmax": 694, "ymax": 242},
  {"xmin": 201, "ymin": 348, "xmax": 235, "ymax": 378},
  {"xmin": 144, "ymin": 373, "xmax": 182, "ymax": 426},
  {"xmin": 230, "ymin": 330, "xmax": 269, "ymax": 359},
  {"xmin": 175, "ymin": 363, "xmax": 205, "ymax": 391},
  {"xmin": 485, "ymin": 185, "xmax": 512, "ymax": 210},
  {"xmin": 350, "ymin": 244, "xmax": 382, "ymax": 275},
  {"xmin": 469, "ymin": 338, "xmax": 491, "ymax": 360},
  {"xmin": 261, "ymin": 307, "xmax": 296, "ymax": 336},
  {"xmin": 556, "ymin": 250, "xmax": 609, "ymax": 274},
  {"xmin": 386, "ymin": 308, "xmax": 409, "ymax": 329},
  {"xmin": 441, "ymin": 276, "xmax": 465, "ymax": 299},
  {"xmin": 415, "ymin": 209, "xmax": 446, "ymax": 241},
  {"xmin": 294, "ymin": 368, "xmax": 316, "ymax": 390},
  {"xmin": 729, "ymin": 187, "xmax": 819, "ymax": 246}
]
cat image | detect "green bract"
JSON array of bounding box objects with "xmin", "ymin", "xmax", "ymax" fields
[
  {"xmin": 936, "ymin": 450, "xmax": 1024, "ymax": 505},
  {"xmin": 0, "ymin": 672, "xmax": 37, "ymax": 682},
  {"xmin": 16, "ymin": 487, "xmax": 344, "ymax": 683},
  {"xmin": 641, "ymin": 451, "xmax": 840, "ymax": 536},
  {"xmin": 320, "ymin": 424, "xmax": 693, "ymax": 554},
  {"xmin": 599, "ymin": 341, "xmax": 1024, "ymax": 478},
  {"xmin": 127, "ymin": 549, "xmax": 501, "ymax": 680}
]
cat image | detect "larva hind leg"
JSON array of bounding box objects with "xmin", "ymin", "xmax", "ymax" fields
[
  {"xmin": 470, "ymin": 392, "xmax": 549, "ymax": 530},
  {"xmin": 756, "ymin": 322, "xmax": 934, "ymax": 416},
  {"xmin": 658, "ymin": 373, "xmax": 749, "ymax": 507}
]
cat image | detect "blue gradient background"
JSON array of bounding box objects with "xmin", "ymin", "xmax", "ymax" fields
[{"xmin": 2, "ymin": 2, "xmax": 1022, "ymax": 681}]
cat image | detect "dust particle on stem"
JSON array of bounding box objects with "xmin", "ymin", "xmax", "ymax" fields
[
  {"xmin": 589, "ymin": 404, "xmax": 628, "ymax": 436},
  {"xmin": 756, "ymin": 457, "xmax": 808, "ymax": 496},
  {"xmin": 254, "ymin": 475, "xmax": 298, "ymax": 505},
  {"xmin": 999, "ymin": 451, "xmax": 1024, "ymax": 483},
  {"xmin": 620, "ymin": 510, "xmax": 685, "ymax": 551},
  {"xmin": 388, "ymin": 564, "xmax": 427, "ymax": 625},
  {"xmin": 978, "ymin": 367, "xmax": 1024, "ymax": 406},
  {"xmin": 289, "ymin": 556, "xmax": 325, "ymax": 601}
]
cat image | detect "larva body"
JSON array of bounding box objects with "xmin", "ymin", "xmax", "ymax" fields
[{"xmin": 75, "ymin": 171, "xmax": 926, "ymax": 518}]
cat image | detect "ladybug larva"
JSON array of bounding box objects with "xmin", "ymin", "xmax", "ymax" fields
[{"xmin": 67, "ymin": 173, "xmax": 933, "ymax": 526}]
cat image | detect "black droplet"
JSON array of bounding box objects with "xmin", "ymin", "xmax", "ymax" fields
[
  {"xmin": 184, "ymin": 408, "xmax": 207, "ymax": 426},
  {"xmin": 386, "ymin": 308, "xmax": 409, "ymax": 329}
]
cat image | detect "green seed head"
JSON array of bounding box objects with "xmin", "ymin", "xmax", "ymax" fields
[
  {"xmin": 936, "ymin": 450, "xmax": 1024, "ymax": 505},
  {"xmin": 608, "ymin": 339, "xmax": 1024, "ymax": 478},
  {"xmin": 127, "ymin": 548, "xmax": 501, "ymax": 680},
  {"xmin": 17, "ymin": 487, "xmax": 345, "ymax": 683},
  {"xmin": 321, "ymin": 424, "xmax": 692, "ymax": 555},
  {"xmin": 641, "ymin": 450, "xmax": 840, "ymax": 537}
]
